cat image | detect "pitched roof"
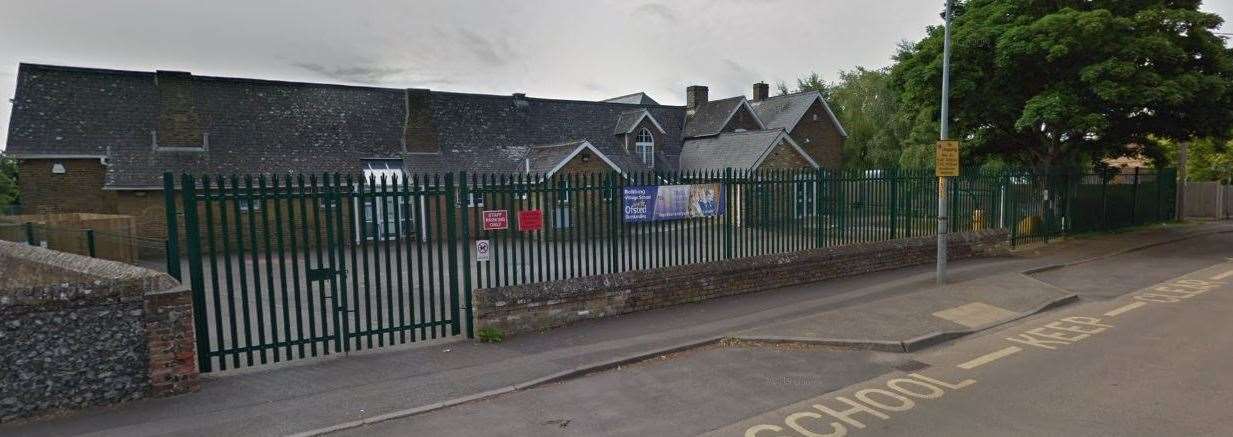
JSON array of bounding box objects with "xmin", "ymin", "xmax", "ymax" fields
[
  {"xmin": 602, "ymin": 92, "xmax": 659, "ymax": 105},
  {"xmin": 749, "ymin": 91, "xmax": 848, "ymax": 137},
  {"xmin": 682, "ymin": 96, "xmax": 764, "ymax": 138},
  {"xmin": 5, "ymin": 64, "xmax": 687, "ymax": 188},
  {"xmin": 612, "ymin": 109, "xmax": 667, "ymax": 135},
  {"xmin": 678, "ymin": 129, "xmax": 817, "ymax": 171},
  {"xmin": 423, "ymin": 91, "xmax": 682, "ymax": 175},
  {"xmin": 525, "ymin": 140, "xmax": 625, "ymax": 177}
]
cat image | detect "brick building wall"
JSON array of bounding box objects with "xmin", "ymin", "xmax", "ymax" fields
[
  {"xmin": 790, "ymin": 101, "xmax": 845, "ymax": 170},
  {"xmin": 620, "ymin": 118, "xmax": 664, "ymax": 160},
  {"xmin": 757, "ymin": 140, "xmax": 814, "ymax": 170},
  {"xmin": 722, "ymin": 105, "xmax": 763, "ymax": 133},
  {"xmin": 16, "ymin": 158, "xmax": 119, "ymax": 215}
]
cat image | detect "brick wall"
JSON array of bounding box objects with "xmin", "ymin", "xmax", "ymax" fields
[
  {"xmin": 791, "ymin": 100, "xmax": 845, "ymax": 171},
  {"xmin": 722, "ymin": 105, "xmax": 763, "ymax": 133},
  {"xmin": 0, "ymin": 241, "xmax": 199, "ymax": 422},
  {"xmin": 473, "ymin": 229, "xmax": 1008, "ymax": 336},
  {"xmin": 620, "ymin": 118, "xmax": 664, "ymax": 160},
  {"xmin": 16, "ymin": 158, "xmax": 119, "ymax": 215},
  {"xmin": 757, "ymin": 139, "xmax": 813, "ymax": 170}
]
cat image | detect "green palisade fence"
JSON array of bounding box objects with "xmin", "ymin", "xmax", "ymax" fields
[{"xmin": 166, "ymin": 166, "xmax": 1175, "ymax": 372}]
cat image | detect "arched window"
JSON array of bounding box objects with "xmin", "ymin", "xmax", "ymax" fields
[{"xmin": 635, "ymin": 128, "xmax": 654, "ymax": 164}]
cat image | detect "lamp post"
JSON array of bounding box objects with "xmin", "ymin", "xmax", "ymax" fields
[{"xmin": 937, "ymin": 0, "xmax": 955, "ymax": 284}]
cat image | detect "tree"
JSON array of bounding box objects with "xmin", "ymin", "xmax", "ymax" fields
[
  {"xmin": 0, "ymin": 152, "xmax": 18, "ymax": 208},
  {"xmin": 786, "ymin": 68, "xmax": 910, "ymax": 169},
  {"xmin": 792, "ymin": 72, "xmax": 833, "ymax": 100},
  {"xmin": 891, "ymin": 0, "xmax": 1233, "ymax": 171},
  {"xmin": 1156, "ymin": 137, "xmax": 1233, "ymax": 183}
]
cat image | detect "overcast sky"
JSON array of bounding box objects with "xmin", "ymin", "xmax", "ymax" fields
[{"xmin": 1, "ymin": 0, "xmax": 1231, "ymax": 151}]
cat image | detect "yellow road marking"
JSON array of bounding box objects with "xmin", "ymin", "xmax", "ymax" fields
[
  {"xmin": 1104, "ymin": 301, "xmax": 1148, "ymax": 317},
  {"xmin": 1211, "ymin": 269, "xmax": 1233, "ymax": 281},
  {"xmin": 957, "ymin": 346, "xmax": 1022, "ymax": 370}
]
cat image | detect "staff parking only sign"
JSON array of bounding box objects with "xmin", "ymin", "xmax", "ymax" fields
[{"xmin": 482, "ymin": 210, "xmax": 509, "ymax": 231}]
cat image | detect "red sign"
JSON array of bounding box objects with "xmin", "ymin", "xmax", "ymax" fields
[
  {"xmin": 517, "ymin": 209, "xmax": 544, "ymax": 231},
  {"xmin": 482, "ymin": 210, "xmax": 509, "ymax": 231}
]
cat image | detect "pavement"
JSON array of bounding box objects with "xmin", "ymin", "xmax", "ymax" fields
[
  {"xmin": 3, "ymin": 221, "xmax": 1231, "ymax": 437},
  {"xmin": 733, "ymin": 273, "xmax": 1075, "ymax": 352}
]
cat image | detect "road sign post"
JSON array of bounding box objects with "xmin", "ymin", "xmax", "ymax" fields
[{"xmin": 937, "ymin": 0, "xmax": 955, "ymax": 285}]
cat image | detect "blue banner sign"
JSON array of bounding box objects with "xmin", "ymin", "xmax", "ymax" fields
[{"xmin": 623, "ymin": 183, "xmax": 725, "ymax": 223}]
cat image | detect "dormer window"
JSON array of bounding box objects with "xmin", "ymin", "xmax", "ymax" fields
[{"xmin": 635, "ymin": 128, "xmax": 654, "ymax": 164}]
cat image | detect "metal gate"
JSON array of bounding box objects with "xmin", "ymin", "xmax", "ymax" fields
[{"xmin": 165, "ymin": 173, "xmax": 471, "ymax": 373}]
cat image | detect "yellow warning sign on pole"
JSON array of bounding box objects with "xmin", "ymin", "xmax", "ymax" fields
[{"xmin": 936, "ymin": 140, "xmax": 960, "ymax": 177}]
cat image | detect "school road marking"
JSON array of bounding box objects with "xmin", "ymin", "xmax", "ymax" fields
[
  {"xmin": 956, "ymin": 346, "xmax": 1021, "ymax": 370},
  {"xmin": 1104, "ymin": 301, "xmax": 1147, "ymax": 317},
  {"xmin": 1212, "ymin": 269, "xmax": 1233, "ymax": 281}
]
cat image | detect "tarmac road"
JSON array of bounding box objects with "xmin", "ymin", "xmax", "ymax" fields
[
  {"xmin": 715, "ymin": 260, "xmax": 1233, "ymax": 437},
  {"xmin": 339, "ymin": 232, "xmax": 1233, "ymax": 436}
]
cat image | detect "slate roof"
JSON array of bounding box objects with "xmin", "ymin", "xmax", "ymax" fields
[
  {"xmin": 6, "ymin": 64, "xmax": 410, "ymax": 188},
  {"xmin": 750, "ymin": 91, "xmax": 848, "ymax": 137},
  {"xmin": 611, "ymin": 109, "xmax": 666, "ymax": 136},
  {"xmin": 678, "ymin": 129, "xmax": 811, "ymax": 171},
  {"xmin": 602, "ymin": 92, "xmax": 659, "ymax": 105},
  {"xmin": 523, "ymin": 140, "xmax": 627, "ymax": 176},
  {"xmin": 5, "ymin": 64, "xmax": 687, "ymax": 188},
  {"xmin": 423, "ymin": 91, "xmax": 682, "ymax": 176},
  {"xmin": 683, "ymin": 96, "xmax": 754, "ymax": 138}
]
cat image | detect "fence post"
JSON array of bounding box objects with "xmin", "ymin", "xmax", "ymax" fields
[
  {"xmin": 1155, "ymin": 169, "xmax": 1163, "ymax": 222},
  {"xmin": 178, "ymin": 173, "xmax": 211, "ymax": 373},
  {"xmin": 950, "ymin": 173, "xmax": 960, "ymax": 233},
  {"xmin": 1064, "ymin": 170, "xmax": 1074, "ymax": 235},
  {"xmin": 1130, "ymin": 167, "xmax": 1140, "ymax": 225},
  {"xmin": 24, "ymin": 221, "xmax": 35, "ymax": 246},
  {"xmin": 815, "ymin": 167, "xmax": 825, "ymax": 248},
  {"xmin": 458, "ymin": 171, "xmax": 474, "ymax": 339},
  {"xmin": 609, "ymin": 172, "xmax": 620, "ymax": 273},
  {"xmin": 724, "ymin": 168, "xmax": 734, "ymax": 260},
  {"xmin": 889, "ymin": 168, "xmax": 899, "ymax": 239},
  {"xmin": 837, "ymin": 170, "xmax": 847, "ymax": 242},
  {"xmin": 84, "ymin": 229, "xmax": 96, "ymax": 257},
  {"xmin": 1101, "ymin": 172, "xmax": 1109, "ymax": 231},
  {"xmin": 444, "ymin": 173, "xmax": 463, "ymax": 337},
  {"xmin": 162, "ymin": 173, "xmax": 183, "ymax": 281},
  {"xmin": 1008, "ymin": 173, "xmax": 1017, "ymax": 246}
]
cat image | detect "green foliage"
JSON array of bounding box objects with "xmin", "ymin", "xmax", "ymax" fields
[
  {"xmin": 890, "ymin": 0, "xmax": 1233, "ymax": 170},
  {"xmin": 0, "ymin": 153, "xmax": 18, "ymax": 207},
  {"xmin": 1155, "ymin": 137, "xmax": 1233, "ymax": 183},
  {"xmin": 792, "ymin": 72, "xmax": 833, "ymax": 100},
  {"xmin": 477, "ymin": 326, "xmax": 504, "ymax": 343},
  {"xmin": 785, "ymin": 68, "xmax": 909, "ymax": 169}
]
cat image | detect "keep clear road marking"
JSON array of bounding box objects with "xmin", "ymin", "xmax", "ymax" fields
[
  {"xmin": 1104, "ymin": 301, "xmax": 1147, "ymax": 317},
  {"xmin": 953, "ymin": 276, "xmax": 1228, "ymax": 369},
  {"xmin": 956, "ymin": 346, "xmax": 1022, "ymax": 370},
  {"xmin": 732, "ymin": 272, "xmax": 1229, "ymax": 437}
]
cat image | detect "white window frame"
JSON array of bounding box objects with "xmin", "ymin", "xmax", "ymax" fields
[
  {"xmin": 467, "ymin": 192, "xmax": 485, "ymax": 208},
  {"xmin": 635, "ymin": 128, "xmax": 654, "ymax": 164},
  {"xmin": 356, "ymin": 159, "xmax": 413, "ymax": 242}
]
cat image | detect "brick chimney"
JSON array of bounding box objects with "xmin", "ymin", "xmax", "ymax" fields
[
  {"xmin": 404, "ymin": 88, "xmax": 441, "ymax": 153},
  {"xmin": 752, "ymin": 82, "xmax": 769, "ymax": 102},
  {"xmin": 686, "ymin": 85, "xmax": 708, "ymax": 110},
  {"xmin": 155, "ymin": 70, "xmax": 203, "ymax": 148}
]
